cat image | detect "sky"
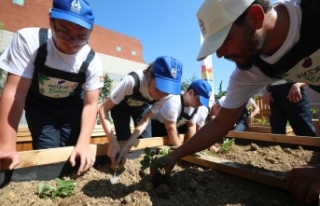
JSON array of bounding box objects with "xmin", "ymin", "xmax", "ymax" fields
[{"xmin": 87, "ymin": 0, "xmax": 274, "ymax": 94}]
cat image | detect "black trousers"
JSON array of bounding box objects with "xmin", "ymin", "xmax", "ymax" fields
[{"xmin": 269, "ymin": 83, "xmax": 317, "ymax": 137}]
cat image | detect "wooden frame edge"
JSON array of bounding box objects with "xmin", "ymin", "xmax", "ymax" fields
[
  {"xmin": 226, "ymin": 131, "xmax": 320, "ymax": 147},
  {"xmin": 0, "ymin": 137, "xmax": 171, "ymax": 171}
]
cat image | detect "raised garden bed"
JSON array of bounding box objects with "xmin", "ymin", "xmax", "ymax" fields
[{"xmin": 2, "ymin": 132, "xmax": 320, "ymax": 205}]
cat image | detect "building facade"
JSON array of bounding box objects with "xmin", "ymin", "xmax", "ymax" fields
[
  {"xmin": 0, "ymin": 0, "xmax": 152, "ymax": 126},
  {"xmin": 0, "ymin": 0, "xmax": 149, "ymax": 88}
]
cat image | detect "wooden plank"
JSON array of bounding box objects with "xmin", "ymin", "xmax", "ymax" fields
[
  {"xmin": 226, "ymin": 131, "xmax": 320, "ymax": 147},
  {"xmin": 312, "ymin": 119, "xmax": 320, "ymax": 137},
  {"xmin": 0, "ymin": 137, "xmax": 171, "ymax": 171},
  {"xmin": 22, "ymin": 143, "xmax": 33, "ymax": 151},
  {"xmin": 16, "ymin": 143, "xmax": 23, "ymax": 152},
  {"xmin": 158, "ymin": 145, "xmax": 287, "ymax": 190},
  {"xmin": 181, "ymin": 153, "xmax": 288, "ymax": 191}
]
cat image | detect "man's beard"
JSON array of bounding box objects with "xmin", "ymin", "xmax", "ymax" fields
[{"xmin": 235, "ymin": 26, "xmax": 265, "ymax": 71}]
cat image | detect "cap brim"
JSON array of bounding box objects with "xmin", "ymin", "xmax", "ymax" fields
[
  {"xmin": 197, "ymin": 24, "xmax": 232, "ymax": 61},
  {"xmin": 51, "ymin": 9, "xmax": 92, "ymax": 29},
  {"xmin": 155, "ymin": 77, "xmax": 181, "ymax": 95},
  {"xmin": 200, "ymin": 95, "xmax": 209, "ymax": 107}
]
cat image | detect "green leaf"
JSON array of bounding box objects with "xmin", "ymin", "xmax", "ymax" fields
[
  {"xmin": 37, "ymin": 182, "xmax": 45, "ymax": 194},
  {"xmin": 140, "ymin": 165, "xmax": 149, "ymax": 171},
  {"xmin": 140, "ymin": 160, "xmax": 149, "ymax": 166},
  {"xmin": 55, "ymin": 178, "xmax": 64, "ymax": 186},
  {"xmin": 159, "ymin": 157, "xmax": 171, "ymax": 165},
  {"xmin": 149, "ymin": 150, "xmax": 156, "ymax": 157},
  {"xmin": 143, "ymin": 155, "xmax": 150, "ymax": 162},
  {"xmin": 144, "ymin": 147, "xmax": 151, "ymax": 155}
]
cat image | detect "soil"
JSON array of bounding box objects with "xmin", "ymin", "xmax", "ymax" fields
[{"xmin": 1, "ymin": 140, "xmax": 320, "ymax": 206}]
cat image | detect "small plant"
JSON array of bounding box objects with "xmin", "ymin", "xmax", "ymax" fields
[
  {"xmin": 310, "ymin": 108, "xmax": 319, "ymax": 118},
  {"xmin": 140, "ymin": 147, "xmax": 170, "ymax": 171},
  {"xmin": 37, "ymin": 178, "xmax": 75, "ymax": 200},
  {"xmin": 140, "ymin": 147, "xmax": 171, "ymax": 187},
  {"xmin": 310, "ymin": 108, "xmax": 319, "ymax": 115},
  {"xmin": 254, "ymin": 115, "xmax": 269, "ymax": 125},
  {"xmin": 219, "ymin": 138, "xmax": 235, "ymax": 153}
]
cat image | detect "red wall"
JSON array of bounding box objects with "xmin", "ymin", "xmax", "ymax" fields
[{"xmin": 0, "ymin": 0, "xmax": 145, "ymax": 63}]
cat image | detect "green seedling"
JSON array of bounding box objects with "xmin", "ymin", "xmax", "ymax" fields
[
  {"xmin": 140, "ymin": 147, "xmax": 171, "ymax": 187},
  {"xmin": 254, "ymin": 115, "xmax": 269, "ymax": 125},
  {"xmin": 37, "ymin": 178, "xmax": 75, "ymax": 200},
  {"xmin": 140, "ymin": 147, "xmax": 170, "ymax": 172},
  {"xmin": 219, "ymin": 138, "xmax": 235, "ymax": 153}
]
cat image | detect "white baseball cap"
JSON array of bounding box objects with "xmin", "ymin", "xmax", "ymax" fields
[{"xmin": 196, "ymin": 0, "xmax": 254, "ymax": 61}]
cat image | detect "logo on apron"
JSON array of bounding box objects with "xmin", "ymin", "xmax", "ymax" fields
[{"xmin": 38, "ymin": 74, "xmax": 78, "ymax": 98}]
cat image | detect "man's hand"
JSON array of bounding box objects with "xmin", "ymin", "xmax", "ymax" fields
[
  {"xmin": 284, "ymin": 164, "xmax": 320, "ymax": 205},
  {"xmin": 152, "ymin": 152, "xmax": 178, "ymax": 179},
  {"xmin": 69, "ymin": 144, "xmax": 95, "ymax": 175},
  {"xmin": 287, "ymin": 83, "xmax": 303, "ymax": 103},
  {"xmin": 0, "ymin": 147, "xmax": 20, "ymax": 171}
]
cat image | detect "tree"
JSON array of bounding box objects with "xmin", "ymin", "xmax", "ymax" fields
[
  {"xmin": 99, "ymin": 73, "xmax": 113, "ymax": 104},
  {"xmin": 215, "ymin": 80, "xmax": 227, "ymax": 100},
  {"xmin": 181, "ymin": 73, "xmax": 197, "ymax": 92}
]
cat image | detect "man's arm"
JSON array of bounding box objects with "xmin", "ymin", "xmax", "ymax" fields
[
  {"xmin": 70, "ymin": 89, "xmax": 100, "ymax": 174},
  {"xmin": 169, "ymin": 104, "xmax": 246, "ymax": 159},
  {"xmin": 164, "ymin": 119, "xmax": 182, "ymax": 146},
  {"xmin": 0, "ymin": 73, "xmax": 31, "ymax": 170}
]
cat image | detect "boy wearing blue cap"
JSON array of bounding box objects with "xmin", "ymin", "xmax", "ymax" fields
[
  {"xmin": 98, "ymin": 56, "xmax": 182, "ymax": 170},
  {"xmin": 0, "ymin": 0, "xmax": 103, "ymax": 175},
  {"xmin": 151, "ymin": 79, "xmax": 212, "ymax": 146}
]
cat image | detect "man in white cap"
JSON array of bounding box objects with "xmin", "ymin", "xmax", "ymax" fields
[
  {"xmin": 0, "ymin": 0, "xmax": 103, "ymax": 175},
  {"xmin": 157, "ymin": 0, "xmax": 320, "ymax": 204}
]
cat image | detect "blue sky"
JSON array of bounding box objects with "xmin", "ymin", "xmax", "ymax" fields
[{"xmin": 88, "ymin": 0, "xmax": 274, "ymax": 94}]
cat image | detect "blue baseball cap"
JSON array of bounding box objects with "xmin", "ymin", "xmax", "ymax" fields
[
  {"xmin": 50, "ymin": 0, "xmax": 94, "ymax": 29},
  {"xmin": 191, "ymin": 79, "xmax": 212, "ymax": 107},
  {"xmin": 152, "ymin": 56, "xmax": 183, "ymax": 95}
]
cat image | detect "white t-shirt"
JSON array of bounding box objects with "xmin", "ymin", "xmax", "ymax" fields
[
  {"xmin": 0, "ymin": 28, "xmax": 103, "ymax": 91},
  {"xmin": 224, "ymin": 0, "xmax": 320, "ymax": 108},
  {"xmin": 196, "ymin": 105, "xmax": 209, "ymax": 127},
  {"xmin": 110, "ymin": 70, "xmax": 170, "ymax": 114},
  {"xmin": 246, "ymin": 98, "xmax": 255, "ymax": 110},
  {"xmin": 152, "ymin": 94, "xmax": 198, "ymax": 127}
]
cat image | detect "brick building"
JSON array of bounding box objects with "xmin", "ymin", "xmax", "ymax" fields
[{"xmin": 0, "ymin": 0, "xmax": 148, "ymax": 87}]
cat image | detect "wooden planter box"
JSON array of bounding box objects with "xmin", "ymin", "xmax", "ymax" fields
[{"xmin": 246, "ymin": 124, "xmax": 294, "ymax": 135}]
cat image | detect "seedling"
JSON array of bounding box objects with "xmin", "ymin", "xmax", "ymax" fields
[
  {"xmin": 254, "ymin": 115, "xmax": 269, "ymax": 125},
  {"xmin": 140, "ymin": 147, "xmax": 171, "ymax": 187},
  {"xmin": 219, "ymin": 138, "xmax": 235, "ymax": 153},
  {"xmin": 140, "ymin": 147, "xmax": 170, "ymax": 171},
  {"xmin": 37, "ymin": 178, "xmax": 75, "ymax": 200}
]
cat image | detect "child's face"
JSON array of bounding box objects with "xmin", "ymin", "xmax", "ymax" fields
[
  {"xmin": 148, "ymin": 79, "xmax": 169, "ymax": 100},
  {"xmin": 189, "ymin": 90, "xmax": 201, "ymax": 108}
]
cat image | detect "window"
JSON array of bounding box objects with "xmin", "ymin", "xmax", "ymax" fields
[
  {"xmin": 13, "ymin": 0, "xmax": 24, "ymax": 6},
  {"xmin": 131, "ymin": 50, "xmax": 136, "ymax": 56},
  {"xmin": 116, "ymin": 46, "xmax": 122, "ymax": 52}
]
